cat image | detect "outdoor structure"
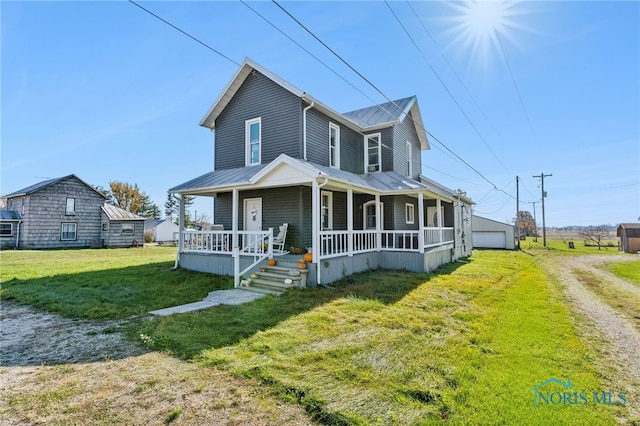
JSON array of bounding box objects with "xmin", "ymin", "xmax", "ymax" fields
[
  {"xmin": 169, "ymin": 58, "xmax": 473, "ymax": 288},
  {"xmin": 1, "ymin": 174, "xmax": 145, "ymax": 249},
  {"xmin": 617, "ymin": 223, "xmax": 640, "ymax": 253},
  {"xmin": 0, "ymin": 210, "xmax": 22, "ymax": 249},
  {"xmin": 144, "ymin": 219, "xmax": 179, "ymax": 242},
  {"xmin": 471, "ymin": 215, "xmax": 516, "ymax": 250},
  {"xmin": 101, "ymin": 204, "xmax": 145, "ymax": 248}
]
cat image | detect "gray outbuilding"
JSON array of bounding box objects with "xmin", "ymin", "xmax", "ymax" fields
[{"xmin": 472, "ymin": 215, "xmax": 516, "ymax": 250}]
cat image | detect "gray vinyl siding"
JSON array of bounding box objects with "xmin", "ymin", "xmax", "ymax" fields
[
  {"xmin": 306, "ymin": 109, "xmax": 364, "ymax": 174},
  {"xmin": 14, "ymin": 177, "xmax": 104, "ymax": 249},
  {"xmin": 393, "ymin": 196, "xmax": 419, "ymax": 231},
  {"xmin": 214, "ymin": 70, "xmax": 302, "ymax": 170},
  {"xmin": 393, "ymin": 112, "xmax": 422, "ymax": 179},
  {"xmin": 363, "ymin": 127, "xmax": 393, "ymax": 173},
  {"xmin": 214, "ymin": 186, "xmax": 312, "ymax": 250}
]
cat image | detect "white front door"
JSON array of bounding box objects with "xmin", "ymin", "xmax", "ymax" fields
[{"xmin": 244, "ymin": 198, "xmax": 262, "ymax": 251}]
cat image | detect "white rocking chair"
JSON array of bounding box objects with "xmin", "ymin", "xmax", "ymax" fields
[{"xmin": 272, "ymin": 223, "xmax": 289, "ymax": 256}]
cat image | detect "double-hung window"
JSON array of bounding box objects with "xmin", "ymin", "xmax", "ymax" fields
[
  {"xmin": 321, "ymin": 191, "xmax": 333, "ymax": 230},
  {"xmin": 405, "ymin": 203, "xmax": 415, "ymax": 224},
  {"xmin": 329, "ymin": 123, "xmax": 340, "ymax": 168},
  {"xmin": 61, "ymin": 223, "xmax": 77, "ymax": 241},
  {"xmin": 0, "ymin": 223, "xmax": 13, "ymax": 236},
  {"xmin": 245, "ymin": 117, "xmax": 261, "ymax": 165},
  {"xmin": 365, "ymin": 133, "xmax": 381, "ymax": 173}
]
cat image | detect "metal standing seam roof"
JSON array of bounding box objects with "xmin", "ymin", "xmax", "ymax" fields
[
  {"xmin": 342, "ymin": 97, "xmax": 415, "ymax": 127},
  {"xmin": 101, "ymin": 203, "xmax": 145, "ymax": 221},
  {"xmin": 0, "ymin": 210, "xmax": 22, "ymax": 221},
  {"xmin": 169, "ymin": 155, "xmax": 455, "ymax": 198}
]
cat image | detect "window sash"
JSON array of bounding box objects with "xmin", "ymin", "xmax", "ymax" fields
[
  {"xmin": 365, "ymin": 133, "xmax": 381, "ymax": 172},
  {"xmin": 66, "ymin": 198, "xmax": 75, "ymax": 215},
  {"xmin": 405, "ymin": 203, "xmax": 415, "ymax": 224},
  {"xmin": 321, "ymin": 191, "xmax": 333, "ymax": 230},
  {"xmin": 406, "ymin": 141, "xmax": 413, "ymax": 177},
  {"xmin": 329, "ymin": 123, "xmax": 340, "ymax": 168},
  {"xmin": 0, "ymin": 223, "xmax": 13, "ymax": 236},
  {"xmin": 60, "ymin": 223, "xmax": 77, "ymax": 240},
  {"xmin": 246, "ymin": 118, "xmax": 261, "ymax": 165}
]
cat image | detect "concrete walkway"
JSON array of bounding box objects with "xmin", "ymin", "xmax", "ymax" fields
[{"xmin": 150, "ymin": 289, "xmax": 269, "ymax": 316}]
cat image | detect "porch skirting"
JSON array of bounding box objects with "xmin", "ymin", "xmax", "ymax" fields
[{"xmin": 178, "ymin": 243, "xmax": 454, "ymax": 287}]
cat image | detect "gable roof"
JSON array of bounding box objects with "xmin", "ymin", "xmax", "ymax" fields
[
  {"xmin": 199, "ymin": 58, "xmax": 429, "ymax": 150},
  {"xmin": 101, "ymin": 203, "xmax": 145, "ymax": 221},
  {"xmin": 3, "ymin": 174, "xmax": 107, "ymax": 199}
]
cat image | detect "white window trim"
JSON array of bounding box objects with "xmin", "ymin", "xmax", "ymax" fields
[
  {"xmin": 60, "ymin": 222, "xmax": 77, "ymax": 241},
  {"xmin": 364, "ymin": 133, "xmax": 381, "ymax": 173},
  {"xmin": 321, "ymin": 190, "xmax": 333, "ymax": 230},
  {"xmin": 405, "ymin": 203, "xmax": 415, "ymax": 224},
  {"xmin": 0, "ymin": 223, "xmax": 14, "ymax": 237},
  {"xmin": 245, "ymin": 117, "xmax": 261, "ymax": 166},
  {"xmin": 406, "ymin": 141, "xmax": 413, "ymax": 178},
  {"xmin": 66, "ymin": 197, "xmax": 76, "ymax": 215},
  {"xmin": 329, "ymin": 122, "xmax": 340, "ymax": 169},
  {"xmin": 363, "ymin": 200, "xmax": 384, "ymax": 230}
]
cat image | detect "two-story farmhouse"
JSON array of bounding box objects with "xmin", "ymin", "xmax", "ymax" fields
[
  {"xmin": 170, "ymin": 58, "xmax": 473, "ymax": 288},
  {"xmin": 1, "ymin": 174, "xmax": 144, "ymax": 249}
]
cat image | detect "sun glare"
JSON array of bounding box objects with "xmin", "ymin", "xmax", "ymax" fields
[{"xmin": 446, "ymin": 0, "xmax": 523, "ymax": 72}]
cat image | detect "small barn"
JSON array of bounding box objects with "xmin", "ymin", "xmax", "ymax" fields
[
  {"xmin": 617, "ymin": 223, "xmax": 640, "ymax": 254},
  {"xmin": 472, "ymin": 215, "xmax": 516, "ymax": 250},
  {"xmin": 144, "ymin": 219, "xmax": 179, "ymax": 242},
  {"xmin": 101, "ymin": 204, "xmax": 145, "ymax": 248}
]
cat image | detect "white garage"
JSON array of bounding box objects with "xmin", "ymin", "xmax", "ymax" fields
[{"xmin": 472, "ymin": 216, "xmax": 515, "ymax": 250}]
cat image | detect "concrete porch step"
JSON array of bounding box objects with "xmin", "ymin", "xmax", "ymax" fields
[
  {"xmin": 250, "ymin": 278, "xmax": 298, "ymax": 291},
  {"xmin": 255, "ymin": 270, "xmax": 304, "ymax": 282}
]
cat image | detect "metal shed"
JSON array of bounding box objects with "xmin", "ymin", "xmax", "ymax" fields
[{"xmin": 471, "ymin": 215, "xmax": 516, "ymax": 250}]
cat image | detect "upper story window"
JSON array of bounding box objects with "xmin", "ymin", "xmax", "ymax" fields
[
  {"xmin": 321, "ymin": 191, "xmax": 333, "ymax": 230},
  {"xmin": 406, "ymin": 141, "xmax": 413, "ymax": 177},
  {"xmin": 245, "ymin": 117, "xmax": 261, "ymax": 166},
  {"xmin": 365, "ymin": 133, "xmax": 381, "ymax": 173},
  {"xmin": 66, "ymin": 198, "xmax": 75, "ymax": 215},
  {"xmin": 329, "ymin": 123, "xmax": 340, "ymax": 169}
]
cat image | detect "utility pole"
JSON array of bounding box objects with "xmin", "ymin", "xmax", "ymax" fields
[
  {"xmin": 516, "ymin": 176, "xmax": 520, "ymax": 249},
  {"xmin": 529, "ymin": 201, "xmax": 538, "ymax": 242},
  {"xmin": 533, "ymin": 173, "xmax": 552, "ymax": 247}
]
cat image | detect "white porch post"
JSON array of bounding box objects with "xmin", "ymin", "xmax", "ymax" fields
[
  {"xmin": 347, "ymin": 188, "xmax": 353, "ymax": 257},
  {"xmin": 312, "ymin": 179, "xmax": 320, "ymax": 284},
  {"xmin": 178, "ymin": 194, "xmax": 185, "ymax": 252},
  {"xmin": 418, "ymin": 192, "xmax": 425, "ymax": 253},
  {"xmin": 232, "ymin": 188, "xmax": 239, "ymax": 287},
  {"xmin": 436, "ymin": 198, "xmax": 443, "ymax": 244},
  {"xmin": 375, "ymin": 193, "xmax": 381, "ymax": 251}
]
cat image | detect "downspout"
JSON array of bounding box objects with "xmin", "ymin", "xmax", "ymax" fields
[{"xmin": 302, "ymin": 96, "xmax": 315, "ymax": 161}]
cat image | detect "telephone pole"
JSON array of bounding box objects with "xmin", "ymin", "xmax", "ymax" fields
[
  {"xmin": 516, "ymin": 176, "xmax": 520, "ymax": 249},
  {"xmin": 529, "ymin": 201, "xmax": 538, "ymax": 242},
  {"xmin": 533, "ymin": 173, "xmax": 552, "ymax": 247}
]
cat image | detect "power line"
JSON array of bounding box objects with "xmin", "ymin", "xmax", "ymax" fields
[
  {"xmin": 385, "ymin": 1, "xmax": 509, "ymax": 173},
  {"xmin": 128, "ymin": 0, "xmax": 240, "ymax": 67}
]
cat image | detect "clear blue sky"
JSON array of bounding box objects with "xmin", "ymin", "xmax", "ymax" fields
[{"xmin": 2, "ymin": 1, "xmax": 638, "ymax": 227}]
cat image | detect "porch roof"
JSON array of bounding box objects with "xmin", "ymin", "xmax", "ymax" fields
[{"xmin": 170, "ymin": 154, "xmax": 455, "ymax": 200}]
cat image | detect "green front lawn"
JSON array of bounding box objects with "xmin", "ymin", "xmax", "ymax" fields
[
  {"xmin": 0, "ymin": 247, "xmax": 232, "ymax": 319},
  {"xmin": 603, "ymin": 260, "xmax": 640, "ymax": 286},
  {"xmin": 1, "ymin": 247, "xmax": 630, "ymax": 424}
]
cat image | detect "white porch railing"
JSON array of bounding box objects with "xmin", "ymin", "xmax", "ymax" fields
[
  {"xmin": 183, "ymin": 230, "xmax": 232, "ymax": 253},
  {"xmin": 237, "ymin": 230, "xmax": 272, "ymax": 284},
  {"xmin": 318, "ymin": 227, "xmax": 455, "ymax": 258}
]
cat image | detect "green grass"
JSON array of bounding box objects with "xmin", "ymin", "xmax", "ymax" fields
[
  {"xmin": 519, "ymin": 236, "xmax": 620, "ymax": 255},
  {"xmin": 603, "ymin": 260, "xmax": 640, "ymax": 286},
  {"xmin": 139, "ymin": 250, "xmax": 622, "ymax": 424},
  {"xmin": 0, "ymin": 247, "xmax": 232, "ymax": 319},
  {"xmin": 1, "ymin": 247, "xmax": 628, "ymax": 424}
]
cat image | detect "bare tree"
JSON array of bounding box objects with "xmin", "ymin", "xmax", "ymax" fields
[{"xmin": 579, "ymin": 226, "xmax": 612, "ymax": 250}]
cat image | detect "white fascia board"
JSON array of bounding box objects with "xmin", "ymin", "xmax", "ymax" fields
[{"xmin": 249, "ymin": 154, "xmax": 323, "ymax": 184}]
